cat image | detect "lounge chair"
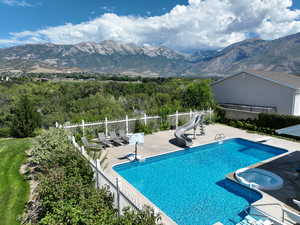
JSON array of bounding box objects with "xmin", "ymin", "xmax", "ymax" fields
[
  {"xmin": 117, "ymin": 130, "xmax": 129, "ymax": 143},
  {"xmin": 109, "ymin": 131, "xmax": 123, "ymax": 145},
  {"xmin": 81, "ymin": 137, "xmax": 102, "ymax": 150},
  {"xmin": 97, "ymin": 132, "xmax": 112, "ymax": 147}
]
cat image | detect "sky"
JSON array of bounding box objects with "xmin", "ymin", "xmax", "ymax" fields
[{"xmin": 1, "ymin": 0, "xmax": 300, "ymax": 51}]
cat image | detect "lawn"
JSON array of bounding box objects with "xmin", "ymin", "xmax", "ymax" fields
[{"xmin": 0, "ymin": 138, "xmax": 31, "ymax": 225}]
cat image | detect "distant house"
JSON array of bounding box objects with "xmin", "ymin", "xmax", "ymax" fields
[{"xmin": 212, "ymin": 71, "xmax": 300, "ymax": 116}]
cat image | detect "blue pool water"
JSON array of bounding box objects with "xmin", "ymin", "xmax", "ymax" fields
[{"xmin": 114, "ymin": 138, "xmax": 287, "ymax": 225}]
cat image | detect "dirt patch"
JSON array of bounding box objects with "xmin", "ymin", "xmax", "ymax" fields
[{"xmin": 20, "ymin": 148, "xmax": 42, "ymax": 224}]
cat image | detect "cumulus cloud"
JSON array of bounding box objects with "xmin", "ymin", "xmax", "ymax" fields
[
  {"xmin": 1, "ymin": 0, "xmax": 33, "ymax": 7},
  {"xmin": 1, "ymin": 0, "xmax": 300, "ymax": 51}
]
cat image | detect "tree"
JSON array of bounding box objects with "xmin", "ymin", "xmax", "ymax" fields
[
  {"xmin": 182, "ymin": 80, "xmax": 215, "ymax": 110},
  {"xmin": 10, "ymin": 95, "xmax": 41, "ymax": 137}
]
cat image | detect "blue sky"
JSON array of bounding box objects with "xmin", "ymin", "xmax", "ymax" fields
[
  {"xmin": 292, "ymin": 0, "xmax": 300, "ymax": 9},
  {"xmin": 0, "ymin": 0, "xmax": 187, "ymax": 38},
  {"xmin": 1, "ymin": 0, "xmax": 300, "ymax": 51}
]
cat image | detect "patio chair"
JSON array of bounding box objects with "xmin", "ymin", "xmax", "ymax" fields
[
  {"xmin": 117, "ymin": 130, "xmax": 129, "ymax": 143},
  {"xmin": 81, "ymin": 137, "xmax": 103, "ymax": 150},
  {"xmin": 109, "ymin": 131, "xmax": 124, "ymax": 145},
  {"xmin": 97, "ymin": 132, "xmax": 112, "ymax": 147}
]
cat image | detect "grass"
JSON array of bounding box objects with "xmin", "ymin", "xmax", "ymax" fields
[{"xmin": 0, "ymin": 138, "xmax": 31, "ymax": 225}]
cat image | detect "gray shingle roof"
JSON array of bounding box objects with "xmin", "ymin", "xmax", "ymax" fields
[
  {"xmin": 213, "ymin": 70, "xmax": 300, "ymax": 90},
  {"xmin": 246, "ymin": 70, "xmax": 300, "ymax": 89}
]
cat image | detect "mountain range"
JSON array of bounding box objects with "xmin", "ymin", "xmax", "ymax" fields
[{"xmin": 1, "ymin": 32, "xmax": 300, "ymax": 77}]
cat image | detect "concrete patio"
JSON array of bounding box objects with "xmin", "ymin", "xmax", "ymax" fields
[{"xmin": 103, "ymin": 124, "xmax": 300, "ymax": 225}]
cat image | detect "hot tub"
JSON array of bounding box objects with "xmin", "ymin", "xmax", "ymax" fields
[{"xmin": 235, "ymin": 168, "xmax": 284, "ymax": 191}]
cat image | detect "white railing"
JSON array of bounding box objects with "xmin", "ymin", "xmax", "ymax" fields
[
  {"xmin": 58, "ymin": 109, "xmax": 213, "ymax": 137},
  {"xmin": 62, "ymin": 109, "xmax": 213, "ymax": 223},
  {"xmin": 70, "ymin": 136, "xmax": 143, "ymax": 214},
  {"xmin": 244, "ymin": 203, "xmax": 300, "ymax": 225}
]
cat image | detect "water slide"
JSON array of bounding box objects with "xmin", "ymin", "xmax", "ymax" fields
[{"xmin": 174, "ymin": 114, "xmax": 203, "ymax": 147}]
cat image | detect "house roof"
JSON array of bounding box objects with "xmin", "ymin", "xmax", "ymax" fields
[{"xmin": 213, "ymin": 71, "xmax": 300, "ymax": 90}]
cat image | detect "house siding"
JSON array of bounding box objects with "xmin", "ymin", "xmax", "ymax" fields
[{"xmin": 213, "ymin": 72, "xmax": 296, "ymax": 115}]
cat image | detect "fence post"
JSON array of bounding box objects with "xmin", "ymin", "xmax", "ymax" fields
[
  {"xmin": 209, "ymin": 107, "xmax": 212, "ymax": 122},
  {"xmin": 95, "ymin": 159, "xmax": 99, "ymax": 189},
  {"xmin": 81, "ymin": 145, "xmax": 84, "ymax": 154},
  {"xmin": 189, "ymin": 110, "xmax": 192, "ymax": 119},
  {"xmin": 105, "ymin": 117, "xmax": 108, "ymax": 137},
  {"xmin": 116, "ymin": 177, "xmax": 121, "ymax": 216},
  {"xmin": 72, "ymin": 136, "xmax": 76, "ymax": 144},
  {"xmin": 144, "ymin": 113, "xmax": 147, "ymax": 125},
  {"xmin": 82, "ymin": 120, "xmax": 85, "ymax": 136},
  {"xmin": 125, "ymin": 115, "xmax": 129, "ymax": 135},
  {"xmin": 55, "ymin": 122, "xmax": 58, "ymax": 128},
  {"xmin": 175, "ymin": 110, "xmax": 179, "ymax": 128}
]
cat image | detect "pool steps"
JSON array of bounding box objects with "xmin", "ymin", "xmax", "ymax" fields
[{"xmin": 236, "ymin": 215, "xmax": 273, "ymax": 225}]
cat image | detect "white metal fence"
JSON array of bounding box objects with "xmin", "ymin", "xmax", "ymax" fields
[
  {"xmin": 64, "ymin": 109, "xmax": 213, "ymax": 220},
  {"xmin": 70, "ymin": 136, "xmax": 145, "ymax": 214},
  {"xmin": 59, "ymin": 109, "xmax": 213, "ymax": 137}
]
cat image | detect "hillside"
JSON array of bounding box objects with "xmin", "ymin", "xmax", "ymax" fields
[
  {"xmin": 0, "ymin": 41, "xmax": 190, "ymax": 76},
  {"xmin": 185, "ymin": 33, "xmax": 300, "ymax": 76},
  {"xmin": 1, "ymin": 32, "xmax": 300, "ymax": 76}
]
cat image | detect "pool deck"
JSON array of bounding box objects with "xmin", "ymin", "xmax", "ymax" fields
[{"xmin": 104, "ymin": 124, "xmax": 300, "ymax": 225}]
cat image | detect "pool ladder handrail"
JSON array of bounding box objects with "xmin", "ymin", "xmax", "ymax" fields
[
  {"xmin": 243, "ymin": 203, "xmax": 299, "ymax": 225},
  {"xmin": 215, "ymin": 133, "xmax": 225, "ymax": 142}
]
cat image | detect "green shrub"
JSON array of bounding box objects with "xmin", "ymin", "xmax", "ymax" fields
[
  {"xmin": 178, "ymin": 119, "xmax": 186, "ymax": 127},
  {"xmin": 25, "ymin": 128, "xmax": 161, "ymax": 225},
  {"xmin": 257, "ymin": 113, "xmax": 300, "ymax": 129},
  {"xmin": 215, "ymin": 106, "xmax": 299, "ymax": 136},
  {"xmin": 10, "ymin": 95, "xmax": 41, "ymax": 138},
  {"xmin": 203, "ymin": 112, "xmax": 217, "ymax": 124},
  {"xmin": 0, "ymin": 127, "xmax": 11, "ymax": 137},
  {"xmin": 134, "ymin": 120, "xmax": 153, "ymax": 134},
  {"xmin": 159, "ymin": 121, "xmax": 170, "ymax": 131},
  {"xmin": 215, "ymin": 106, "xmax": 226, "ymax": 123}
]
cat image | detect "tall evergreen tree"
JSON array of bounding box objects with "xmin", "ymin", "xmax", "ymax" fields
[{"xmin": 10, "ymin": 95, "xmax": 41, "ymax": 137}]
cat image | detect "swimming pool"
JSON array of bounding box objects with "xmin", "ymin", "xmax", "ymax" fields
[{"xmin": 113, "ymin": 138, "xmax": 287, "ymax": 225}]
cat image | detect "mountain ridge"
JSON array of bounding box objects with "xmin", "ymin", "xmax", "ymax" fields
[{"xmin": 1, "ymin": 33, "xmax": 300, "ymax": 76}]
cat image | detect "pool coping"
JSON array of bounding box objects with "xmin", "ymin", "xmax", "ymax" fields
[
  {"xmin": 111, "ymin": 137, "xmax": 291, "ymax": 225},
  {"xmin": 227, "ymin": 149, "xmax": 300, "ymax": 219}
]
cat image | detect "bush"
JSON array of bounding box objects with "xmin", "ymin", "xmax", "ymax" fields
[
  {"xmin": 25, "ymin": 128, "xmax": 161, "ymax": 225},
  {"xmin": 10, "ymin": 95, "xmax": 41, "ymax": 138},
  {"xmin": 214, "ymin": 106, "xmax": 226, "ymax": 123},
  {"xmin": 134, "ymin": 120, "xmax": 153, "ymax": 134},
  {"xmin": 257, "ymin": 113, "xmax": 300, "ymax": 130},
  {"xmin": 203, "ymin": 112, "xmax": 218, "ymax": 124},
  {"xmin": 159, "ymin": 121, "xmax": 170, "ymax": 131},
  {"xmin": 0, "ymin": 127, "xmax": 11, "ymax": 137}
]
